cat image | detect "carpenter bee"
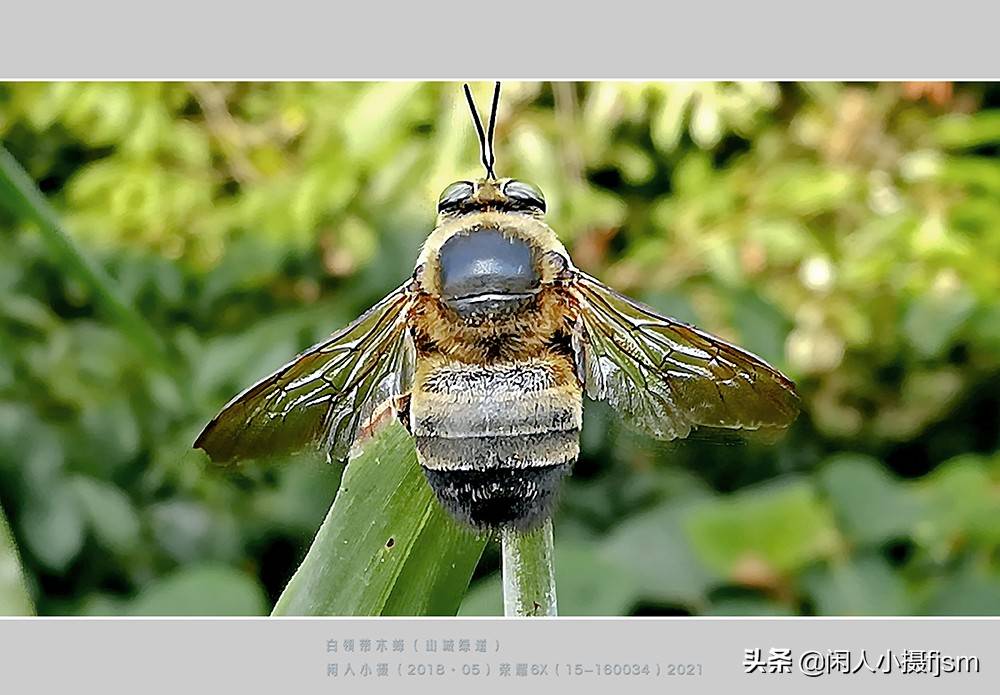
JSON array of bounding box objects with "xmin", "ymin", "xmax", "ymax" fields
[{"xmin": 194, "ymin": 83, "xmax": 799, "ymax": 529}]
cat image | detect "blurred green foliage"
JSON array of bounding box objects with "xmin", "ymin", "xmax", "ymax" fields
[{"xmin": 0, "ymin": 82, "xmax": 998, "ymax": 616}]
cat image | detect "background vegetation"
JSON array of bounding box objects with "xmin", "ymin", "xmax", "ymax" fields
[{"xmin": 0, "ymin": 82, "xmax": 998, "ymax": 616}]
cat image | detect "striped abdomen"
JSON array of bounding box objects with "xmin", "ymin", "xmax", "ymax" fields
[{"xmin": 410, "ymin": 355, "xmax": 582, "ymax": 529}]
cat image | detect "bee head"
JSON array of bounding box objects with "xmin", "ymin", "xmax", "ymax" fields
[
  {"xmin": 435, "ymin": 83, "xmax": 548, "ymax": 220},
  {"xmin": 411, "ymin": 83, "xmax": 570, "ymax": 319},
  {"xmin": 436, "ymin": 177, "xmax": 547, "ymax": 218}
]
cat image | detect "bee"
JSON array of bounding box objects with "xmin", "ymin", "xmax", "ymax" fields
[{"xmin": 194, "ymin": 82, "xmax": 799, "ymax": 530}]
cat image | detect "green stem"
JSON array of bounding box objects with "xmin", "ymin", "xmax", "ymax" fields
[
  {"xmin": 500, "ymin": 518, "xmax": 558, "ymax": 616},
  {"xmin": 0, "ymin": 145, "xmax": 171, "ymax": 370}
]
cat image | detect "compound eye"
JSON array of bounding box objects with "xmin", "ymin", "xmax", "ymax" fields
[
  {"xmin": 503, "ymin": 180, "xmax": 546, "ymax": 213},
  {"xmin": 437, "ymin": 181, "xmax": 474, "ymax": 213}
]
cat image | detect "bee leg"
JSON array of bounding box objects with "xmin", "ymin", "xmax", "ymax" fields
[
  {"xmin": 570, "ymin": 316, "xmax": 588, "ymax": 388},
  {"xmin": 393, "ymin": 393, "xmax": 412, "ymax": 435},
  {"xmin": 352, "ymin": 392, "xmax": 413, "ymax": 457}
]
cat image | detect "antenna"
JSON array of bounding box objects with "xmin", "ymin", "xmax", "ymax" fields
[{"xmin": 463, "ymin": 81, "xmax": 501, "ymax": 179}]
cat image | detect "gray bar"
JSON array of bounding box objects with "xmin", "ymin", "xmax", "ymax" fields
[
  {"xmin": 1, "ymin": 2, "xmax": 996, "ymax": 79},
  {"xmin": 0, "ymin": 618, "xmax": 993, "ymax": 693}
]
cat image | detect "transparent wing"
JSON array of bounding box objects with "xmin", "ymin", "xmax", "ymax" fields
[
  {"xmin": 194, "ymin": 284, "xmax": 414, "ymax": 463},
  {"xmin": 570, "ymin": 271, "xmax": 799, "ymax": 441}
]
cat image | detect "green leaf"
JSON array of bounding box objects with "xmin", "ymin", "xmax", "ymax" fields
[
  {"xmin": 935, "ymin": 111, "xmax": 1000, "ymax": 149},
  {"xmin": 685, "ymin": 477, "xmax": 839, "ymax": 579},
  {"xmin": 902, "ymin": 289, "xmax": 975, "ymax": 359},
  {"xmin": 459, "ymin": 574, "xmax": 503, "ymax": 616},
  {"xmin": 914, "ymin": 455, "xmax": 1000, "ymax": 554},
  {"xmin": 756, "ymin": 163, "xmax": 859, "ymax": 215},
  {"xmin": 381, "ymin": 506, "xmax": 488, "ymax": 616},
  {"xmin": 20, "ymin": 481, "xmax": 85, "ymax": 572},
  {"xmin": 729, "ymin": 288, "xmax": 791, "ymax": 366},
  {"xmin": 0, "ymin": 503, "xmax": 35, "ymax": 615},
  {"xmin": 129, "ymin": 565, "xmax": 267, "ymax": 616},
  {"xmin": 801, "ymin": 554, "xmax": 913, "ymax": 616},
  {"xmin": 148, "ymin": 499, "xmax": 235, "ymax": 564},
  {"xmin": 922, "ymin": 567, "xmax": 1000, "ymax": 616},
  {"xmin": 602, "ymin": 502, "xmax": 715, "ymax": 608},
  {"xmin": 552, "ymin": 540, "xmax": 639, "ymax": 616},
  {"xmin": 272, "ymin": 421, "xmax": 487, "ymax": 616},
  {"xmin": 703, "ymin": 597, "xmax": 793, "ymax": 616},
  {"xmin": 70, "ymin": 475, "xmax": 141, "ymax": 554},
  {"xmin": 818, "ymin": 454, "xmax": 924, "ymax": 546},
  {"xmin": 937, "ymin": 155, "xmax": 1000, "ymax": 195}
]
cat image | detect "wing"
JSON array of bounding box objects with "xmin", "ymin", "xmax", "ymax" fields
[
  {"xmin": 569, "ymin": 271, "xmax": 799, "ymax": 441},
  {"xmin": 194, "ymin": 284, "xmax": 415, "ymax": 464}
]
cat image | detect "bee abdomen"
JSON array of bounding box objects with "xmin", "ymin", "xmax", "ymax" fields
[
  {"xmin": 416, "ymin": 430, "xmax": 579, "ymax": 471},
  {"xmin": 416, "ymin": 428, "xmax": 580, "ymax": 529},
  {"xmin": 411, "ymin": 358, "xmax": 582, "ymax": 528},
  {"xmin": 412, "ymin": 359, "xmax": 581, "ymax": 438},
  {"xmin": 423, "ymin": 460, "xmax": 574, "ymax": 530}
]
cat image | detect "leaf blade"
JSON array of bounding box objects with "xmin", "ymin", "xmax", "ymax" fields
[
  {"xmin": 0, "ymin": 503, "xmax": 35, "ymax": 616},
  {"xmin": 271, "ymin": 420, "xmax": 487, "ymax": 616}
]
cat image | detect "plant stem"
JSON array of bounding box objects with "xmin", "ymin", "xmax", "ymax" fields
[{"xmin": 500, "ymin": 518, "xmax": 557, "ymax": 616}]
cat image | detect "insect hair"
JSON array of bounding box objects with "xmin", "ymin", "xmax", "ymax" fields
[{"xmin": 462, "ymin": 81, "xmax": 501, "ymax": 180}]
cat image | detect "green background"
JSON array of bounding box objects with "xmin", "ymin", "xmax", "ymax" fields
[{"xmin": 0, "ymin": 82, "xmax": 998, "ymax": 616}]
